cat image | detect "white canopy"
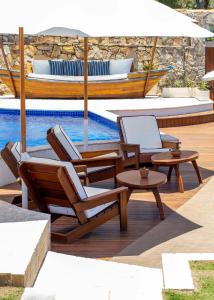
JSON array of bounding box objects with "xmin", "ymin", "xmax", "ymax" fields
[
  {"xmin": 0, "ymin": 0, "xmax": 213, "ymax": 38},
  {"xmin": 203, "ymin": 70, "xmax": 214, "ymax": 81}
]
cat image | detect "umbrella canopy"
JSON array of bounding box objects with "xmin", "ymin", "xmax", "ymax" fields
[
  {"xmin": 203, "ymin": 70, "xmax": 214, "ymax": 81},
  {"xmin": 0, "ymin": 0, "xmax": 213, "ymax": 38}
]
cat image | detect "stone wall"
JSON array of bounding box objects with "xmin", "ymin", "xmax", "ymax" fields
[{"xmin": 0, "ymin": 9, "xmax": 213, "ymax": 96}]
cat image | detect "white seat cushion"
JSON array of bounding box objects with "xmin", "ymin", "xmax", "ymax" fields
[
  {"xmin": 120, "ymin": 115, "xmax": 162, "ymax": 149},
  {"xmin": 127, "ymin": 147, "xmax": 170, "ymax": 157},
  {"xmin": 11, "ymin": 142, "xmax": 21, "ymax": 162},
  {"xmin": 53, "ymin": 125, "xmax": 82, "ymax": 160},
  {"xmin": 160, "ymin": 132, "xmax": 179, "ymax": 142},
  {"xmin": 48, "ymin": 186, "xmax": 116, "ymax": 219}
]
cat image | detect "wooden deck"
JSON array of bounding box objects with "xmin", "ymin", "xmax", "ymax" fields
[{"xmin": 1, "ymin": 122, "xmax": 214, "ymax": 259}]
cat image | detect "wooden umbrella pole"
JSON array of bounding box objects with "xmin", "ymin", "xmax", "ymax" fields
[
  {"xmin": 0, "ymin": 40, "xmax": 17, "ymax": 97},
  {"xmin": 83, "ymin": 37, "xmax": 88, "ymax": 150},
  {"xmin": 19, "ymin": 27, "xmax": 26, "ymax": 153},
  {"xmin": 143, "ymin": 37, "xmax": 158, "ymax": 98}
]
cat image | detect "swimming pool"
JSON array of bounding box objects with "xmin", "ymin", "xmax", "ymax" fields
[{"xmin": 0, "ymin": 109, "xmax": 119, "ymax": 149}]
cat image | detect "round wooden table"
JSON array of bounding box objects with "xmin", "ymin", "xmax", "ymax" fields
[
  {"xmin": 151, "ymin": 150, "xmax": 203, "ymax": 193},
  {"xmin": 116, "ymin": 170, "xmax": 167, "ymax": 220}
]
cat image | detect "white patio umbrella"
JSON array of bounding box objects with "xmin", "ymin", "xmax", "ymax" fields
[{"xmin": 1, "ymin": 0, "xmax": 214, "ymax": 208}]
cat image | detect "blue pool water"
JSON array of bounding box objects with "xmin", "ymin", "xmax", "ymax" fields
[{"xmin": 0, "ymin": 109, "xmax": 119, "ymax": 149}]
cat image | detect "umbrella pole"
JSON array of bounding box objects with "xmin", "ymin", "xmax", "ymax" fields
[
  {"xmin": 83, "ymin": 37, "xmax": 88, "ymax": 150},
  {"xmin": 143, "ymin": 37, "xmax": 158, "ymax": 98},
  {"xmin": 19, "ymin": 26, "xmax": 28, "ymax": 209}
]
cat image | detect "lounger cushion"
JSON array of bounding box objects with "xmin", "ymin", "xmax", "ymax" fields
[
  {"xmin": 160, "ymin": 132, "xmax": 179, "ymax": 142},
  {"xmin": 120, "ymin": 115, "xmax": 162, "ymax": 149},
  {"xmin": 53, "ymin": 125, "xmax": 82, "ymax": 160},
  {"xmin": 21, "ymin": 157, "xmax": 87, "ymax": 200},
  {"xmin": 110, "ymin": 58, "xmax": 133, "ymax": 75},
  {"xmin": 11, "ymin": 142, "xmax": 21, "ymax": 161},
  {"xmin": 32, "ymin": 60, "xmax": 50, "ymax": 75},
  {"xmin": 49, "ymin": 186, "xmax": 116, "ymax": 219},
  {"xmin": 127, "ymin": 148, "xmax": 170, "ymax": 158},
  {"xmin": 49, "ymin": 60, "xmax": 64, "ymax": 76}
]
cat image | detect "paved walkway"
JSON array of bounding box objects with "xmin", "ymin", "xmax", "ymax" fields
[{"xmin": 112, "ymin": 176, "xmax": 214, "ymax": 268}]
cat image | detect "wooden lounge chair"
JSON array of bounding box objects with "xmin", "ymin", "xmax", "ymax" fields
[
  {"xmin": 117, "ymin": 115, "xmax": 179, "ymax": 167},
  {"xmin": 47, "ymin": 125, "xmax": 123, "ymax": 183},
  {"xmin": 19, "ymin": 157, "xmax": 128, "ymax": 243},
  {"xmin": 1, "ymin": 142, "xmax": 23, "ymax": 204}
]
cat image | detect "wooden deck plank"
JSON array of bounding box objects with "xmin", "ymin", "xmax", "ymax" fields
[{"xmin": 0, "ymin": 122, "xmax": 214, "ymax": 258}]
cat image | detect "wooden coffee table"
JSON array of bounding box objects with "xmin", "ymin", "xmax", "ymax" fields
[
  {"xmin": 116, "ymin": 170, "xmax": 167, "ymax": 220},
  {"xmin": 151, "ymin": 150, "xmax": 203, "ymax": 193}
]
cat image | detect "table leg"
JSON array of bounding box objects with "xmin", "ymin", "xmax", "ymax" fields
[
  {"xmin": 174, "ymin": 164, "xmax": 184, "ymax": 193},
  {"xmin": 192, "ymin": 160, "xmax": 203, "ymax": 184},
  {"xmin": 152, "ymin": 187, "xmax": 165, "ymax": 220},
  {"xmin": 167, "ymin": 165, "xmax": 174, "ymax": 182}
]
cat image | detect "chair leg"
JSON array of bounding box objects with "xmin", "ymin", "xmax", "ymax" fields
[{"xmin": 119, "ymin": 191, "xmax": 128, "ymax": 231}]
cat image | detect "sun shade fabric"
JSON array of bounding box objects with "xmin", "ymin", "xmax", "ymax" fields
[
  {"xmin": 21, "ymin": 156, "xmax": 116, "ymax": 218},
  {"xmin": 53, "ymin": 125, "xmax": 82, "ymax": 160},
  {"xmin": 1, "ymin": 0, "xmax": 214, "ymax": 38},
  {"xmin": 49, "ymin": 60, "xmax": 64, "ymax": 75},
  {"xmin": 120, "ymin": 115, "xmax": 162, "ymax": 149},
  {"xmin": 63, "ymin": 60, "xmax": 79, "ymax": 76}
]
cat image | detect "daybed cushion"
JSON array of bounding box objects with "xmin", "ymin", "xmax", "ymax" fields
[
  {"xmin": 21, "ymin": 156, "xmax": 115, "ymax": 219},
  {"xmin": 32, "ymin": 60, "xmax": 50, "ymax": 75},
  {"xmin": 120, "ymin": 115, "xmax": 162, "ymax": 149},
  {"xmin": 53, "ymin": 125, "xmax": 82, "ymax": 160},
  {"xmin": 110, "ymin": 58, "xmax": 133, "ymax": 75},
  {"xmin": 77, "ymin": 60, "xmax": 110, "ymax": 76},
  {"xmin": 49, "ymin": 60, "xmax": 64, "ymax": 76},
  {"xmin": 63, "ymin": 60, "xmax": 79, "ymax": 76}
]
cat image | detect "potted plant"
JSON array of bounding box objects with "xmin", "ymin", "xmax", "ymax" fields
[
  {"xmin": 162, "ymin": 77, "xmax": 196, "ymax": 98},
  {"xmin": 195, "ymin": 81, "xmax": 210, "ymax": 101}
]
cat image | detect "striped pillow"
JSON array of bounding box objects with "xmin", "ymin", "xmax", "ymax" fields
[
  {"xmin": 49, "ymin": 60, "xmax": 64, "ymax": 75},
  {"xmin": 63, "ymin": 60, "xmax": 79, "ymax": 76},
  {"xmin": 77, "ymin": 61, "xmax": 94, "ymax": 76},
  {"xmin": 92, "ymin": 61, "xmax": 110, "ymax": 76}
]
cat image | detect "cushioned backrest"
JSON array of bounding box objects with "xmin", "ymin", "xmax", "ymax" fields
[
  {"xmin": 32, "ymin": 60, "xmax": 50, "ymax": 75},
  {"xmin": 120, "ymin": 115, "xmax": 162, "ymax": 149},
  {"xmin": 11, "ymin": 142, "xmax": 21, "ymax": 162},
  {"xmin": 110, "ymin": 58, "xmax": 133, "ymax": 75},
  {"xmin": 22, "ymin": 156, "xmax": 87, "ymax": 200},
  {"xmin": 63, "ymin": 60, "xmax": 79, "ymax": 76},
  {"xmin": 53, "ymin": 125, "xmax": 82, "ymax": 160},
  {"xmin": 48, "ymin": 60, "xmax": 64, "ymax": 75}
]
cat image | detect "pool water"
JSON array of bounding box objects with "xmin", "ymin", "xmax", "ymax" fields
[{"xmin": 0, "ymin": 110, "xmax": 119, "ymax": 149}]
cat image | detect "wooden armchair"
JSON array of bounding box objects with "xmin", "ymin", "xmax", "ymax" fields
[
  {"xmin": 117, "ymin": 115, "xmax": 179, "ymax": 167},
  {"xmin": 47, "ymin": 125, "xmax": 123, "ymax": 184},
  {"xmin": 19, "ymin": 157, "xmax": 128, "ymax": 243}
]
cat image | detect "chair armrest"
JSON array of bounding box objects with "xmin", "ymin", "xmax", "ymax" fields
[
  {"xmin": 120, "ymin": 143, "xmax": 140, "ymax": 153},
  {"xmin": 162, "ymin": 140, "xmax": 180, "ymax": 149},
  {"xmin": 72, "ymin": 156, "xmax": 122, "ymax": 168},
  {"xmin": 74, "ymin": 186, "xmax": 129, "ymax": 210},
  {"xmin": 81, "ymin": 148, "xmax": 120, "ymax": 158},
  {"xmin": 74, "ymin": 165, "xmax": 87, "ymax": 174}
]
